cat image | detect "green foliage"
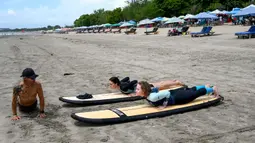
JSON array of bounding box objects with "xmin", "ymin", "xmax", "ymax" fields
[
  {"xmin": 3, "ymin": 24, "xmax": 73, "ymax": 32},
  {"xmin": 54, "ymin": 25, "xmax": 61, "ymax": 29},
  {"xmin": 74, "ymin": 0, "xmax": 159, "ymax": 27},
  {"xmin": 75, "ymin": 0, "xmax": 249, "ymax": 27},
  {"xmin": 47, "ymin": 25, "xmax": 53, "ymax": 30}
]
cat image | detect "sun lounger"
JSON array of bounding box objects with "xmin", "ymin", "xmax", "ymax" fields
[
  {"xmin": 113, "ymin": 29, "xmax": 121, "ymax": 34},
  {"xmin": 93, "ymin": 29, "xmax": 100, "ymax": 33},
  {"xmin": 76, "ymin": 30, "xmax": 82, "ymax": 34},
  {"xmin": 235, "ymin": 25, "xmax": 255, "ymax": 39},
  {"xmin": 104, "ymin": 29, "xmax": 112, "ymax": 33},
  {"xmin": 144, "ymin": 27, "xmax": 159, "ymax": 35},
  {"xmin": 88, "ymin": 29, "xmax": 93, "ymax": 33},
  {"xmin": 125, "ymin": 28, "xmax": 137, "ymax": 35},
  {"xmin": 204, "ymin": 26, "xmax": 215, "ymax": 35},
  {"xmin": 191, "ymin": 26, "xmax": 214, "ymax": 37},
  {"xmin": 99, "ymin": 28, "xmax": 105, "ymax": 33},
  {"xmin": 181, "ymin": 26, "xmax": 190, "ymax": 35},
  {"xmin": 98, "ymin": 28, "xmax": 102, "ymax": 33}
]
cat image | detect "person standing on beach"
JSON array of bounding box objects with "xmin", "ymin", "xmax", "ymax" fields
[{"xmin": 11, "ymin": 68, "xmax": 46, "ymax": 120}]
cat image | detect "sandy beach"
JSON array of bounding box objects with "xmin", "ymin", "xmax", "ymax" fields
[{"xmin": 0, "ymin": 25, "xmax": 255, "ymax": 143}]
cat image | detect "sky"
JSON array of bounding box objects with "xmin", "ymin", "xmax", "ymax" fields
[{"xmin": 0, "ymin": 0, "xmax": 127, "ymax": 28}]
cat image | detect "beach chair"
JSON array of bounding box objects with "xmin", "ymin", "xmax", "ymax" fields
[
  {"xmin": 104, "ymin": 28, "xmax": 112, "ymax": 33},
  {"xmin": 190, "ymin": 27, "xmax": 207, "ymax": 37},
  {"xmin": 98, "ymin": 28, "xmax": 102, "ymax": 33},
  {"xmin": 113, "ymin": 28, "xmax": 121, "ymax": 34},
  {"xmin": 190, "ymin": 26, "xmax": 214, "ymax": 37},
  {"xmin": 181, "ymin": 26, "xmax": 190, "ymax": 35},
  {"xmin": 88, "ymin": 29, "xmax": 93, "ymax": 33},
  {"xmin": 144, "ymin": 27, "xmax": 159, "ymax": 35},
  {"xmin": 100, "ymin": 28, "xmax": 105, "ymax": 33},
  {"xmin": 205, "ymin": 26, "xmax": 215, "ymax": 36},
  {"xmin": 125, "ymin": 28, "xmax": 137, "ymax": 35},
  {"xmin": 76, "ymin": 30, "xmax": 82, "ymax": 34},
  {"xmin": 235, "ymin": 25, "xmax": 255, "ymax": 39},
  {"xmin": 93, "ymin": 29, "xmax": 100, "ymax": 33}
]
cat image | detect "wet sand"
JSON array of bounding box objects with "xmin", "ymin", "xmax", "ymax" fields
[{"xmin": 0, "ymin": 25, "xmax": 255, "ymax": 143}]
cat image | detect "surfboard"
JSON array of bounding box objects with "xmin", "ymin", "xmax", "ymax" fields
[
  {"xmin": 71, "ymin": 95, "xmax": 223, "ymax": 124},
  {"xmin": 59, "ymin": 86, "xmax": 184, "ymax": 105}
]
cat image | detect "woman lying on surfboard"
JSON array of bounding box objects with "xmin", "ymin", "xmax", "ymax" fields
[
  {"xmin": 109, "ymin": 77, "xmax": 185, "ymax": 95},
  {"xmin": 135, "ymin": 81, "xmax": 219, "ymax": 108}
]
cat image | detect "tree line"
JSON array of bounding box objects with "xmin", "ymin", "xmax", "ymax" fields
[
  {"xmin": 74, "ymin": 0, "xmax": 252, "ymax": 27},
  {"xmin": 2, "ymin": 25, "xmax": 73, "ymax": 32}
]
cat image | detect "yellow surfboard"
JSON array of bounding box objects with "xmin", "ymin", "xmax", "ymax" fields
[{"xmin": 71, "ymin": 95, "xmax": 223, "ymax": 124}]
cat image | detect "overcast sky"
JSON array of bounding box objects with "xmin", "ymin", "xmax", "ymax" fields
[{"xmin": 0, "ymin": 0, "xmax": 127, "ymax": 28}]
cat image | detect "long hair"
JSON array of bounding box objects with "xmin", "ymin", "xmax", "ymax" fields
[
  {"xmin": 138, "ymin": 81, "xmax": 151, "ymax": 97},
  {"xmin": 109, "ymin": 77, "xmax": 120, "ymax": 86}
]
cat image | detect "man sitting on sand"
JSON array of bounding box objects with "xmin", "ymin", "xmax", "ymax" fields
[{"xmin": 11, "ymin": 68, "xmax": 46, "ymax": 120}]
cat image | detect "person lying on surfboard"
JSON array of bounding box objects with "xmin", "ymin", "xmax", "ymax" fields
[
  {"xmin": 11, "ymin": 68, "xmax": 46, "ymax": 121},
  {"xmin": 135, "ymin": 81, "xmax": 219, "ymax": 108},
  {"xmin": 109, "ymin": 77, "xmax": 138, "ymax": 94},
  {"xmin": 109, "ymin": 77, "xmax": 185, "ymax": 95}
]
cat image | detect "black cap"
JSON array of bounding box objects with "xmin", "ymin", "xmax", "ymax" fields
[{"xmin": 20, "ymin": 68, "xmax": 39, "ymax": 79}]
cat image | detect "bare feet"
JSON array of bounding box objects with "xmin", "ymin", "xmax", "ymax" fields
[
  {"xmin": 175, "ymin": 80, "xmax": 185, "ymax": 86},
  {"xmin": 212, "ymin": 86, "xmax": 220, "ymax": 98}
]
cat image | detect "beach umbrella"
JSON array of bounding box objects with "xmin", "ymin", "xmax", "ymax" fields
[
  {"xmin": 234, "ymin": 4, "xmax": 255, "ymax": 17},
  {"xmin": 151, "ymin": 17, "xmax": 163, "ymax": 22},
  {"xmin": 137, "ymin": 19, "xmax": 154, "ymax": 32},
  {"xmin": 103, "ymin": 23, "xmax": 112, "ymax": 27},
  {"xmin": 78, "ymin": 26, "xmax": 87, "ymax": 30},
  {"xmin": 184, "ymin": 14, "xmax": 196, "ymax": 19},
  {"xmin": 194, "ymin": 12, "xmax": 219, "ymax": 19},
  {"xmin": 228, "ymin": 8, "xmax": 241, "ymax": 15},
  {"xmin": 120, "ymin": 22, "xmax": 134, "ymax": 28},
  {"xmin": 137, "ymin": 18, "xmax": 154, "ymax": 26},
  {"xmin": 111, "ymin": 23, "xmax": 121, "ymax": 27},
  {"xmin": 128, "ymin": 20, "xmax": 136, "ymax": 25},
  {"xmin": 91, "ymin": 25, "xmax": 98, "ymax": 29},
  {"xmin": 178, "ymin": 15, "xmax": 185, "ymax": 19},
  {"xmin": 222, "ymin": 10, "xmax": 230, "ymax": 15},
  {"xmin": 164, "ymin": 17, "xmax": 184, "ymax": 24},
  {"xmin": 118, "ymin": 21, "xmax": 125, "ymax": 26},
  {"xmin": 162, "ymin": 17, "xmax": 170, "ymax": 22},
  {"xmin": 210, "ymin": 9, "xmax": 223, "ymax": 14}
]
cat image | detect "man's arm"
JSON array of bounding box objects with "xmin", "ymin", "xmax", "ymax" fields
[
  {"xmin": 11, "ymin": 85, "xmax": 22, "ymax": 120},
  {"xmin": 12, "ymin": 93, "xmax": 18, "ymax": 115},
  {"xmin": 12, "ymin": 85, "xmax": 22, "ymax": 115},
  {"xmin": 37, "ymin": 83, "xmax": 45, "ymax": 113}
]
